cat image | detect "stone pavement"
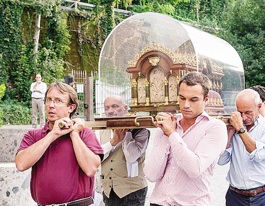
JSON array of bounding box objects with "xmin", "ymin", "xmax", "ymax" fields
[{"xmin": 0, "ymin": 125, "xmax": 35, "ymax": 206}]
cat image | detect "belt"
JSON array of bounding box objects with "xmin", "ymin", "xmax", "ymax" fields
[
  {"xmin": 229, "ymin": 185, "xmax": 265, "ymax": 197},
  {"xmin": 37, "ymin": 197, "xmax": 93, "ymax": 206}
]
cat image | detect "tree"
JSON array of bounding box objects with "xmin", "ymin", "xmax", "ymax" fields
[{"xmin": 219, "ymin": 0, "xmax": 265, "ymax": 88}]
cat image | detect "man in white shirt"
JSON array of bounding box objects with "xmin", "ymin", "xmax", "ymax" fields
[
  {"xmin": 218, "ymin": 89, "xmax": 265, "ymax": 206},
  {"xmin": 30, "ymin": 74, "xmax": 47, "ymax": 128}
]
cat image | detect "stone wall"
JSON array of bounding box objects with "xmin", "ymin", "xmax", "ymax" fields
[{"xmin": 0, "ymin": 125, "xmax": 35, "ymax": 206}]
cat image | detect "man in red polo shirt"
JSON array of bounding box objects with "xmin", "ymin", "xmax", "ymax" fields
[{"xmin": 16, "ymin": 82, "xmax": 103, "ymax": 206}]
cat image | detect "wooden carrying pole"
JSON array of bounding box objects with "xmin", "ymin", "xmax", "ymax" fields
[{"xmin": 84, "ymin": 114, "xmax": 230, "ymax": 130}]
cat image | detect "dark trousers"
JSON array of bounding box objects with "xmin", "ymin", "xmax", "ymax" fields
[
  {"xmin": 103, "ymin": 187, "xmax": 147, "ymax": 206},
  {"xmin": 226, "ymin": 187, "xmax": 265, "ymax": 206}
]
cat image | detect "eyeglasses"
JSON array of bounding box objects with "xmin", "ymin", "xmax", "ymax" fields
[{"xmin": 45, "ymin": 98, "xmax": 69, "ymax": 106}]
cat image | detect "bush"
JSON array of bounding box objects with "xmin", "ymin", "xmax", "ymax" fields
[
  {"xmin": 0, "ymin": 100, "xmax": 32, "ymax": 125},
  {"xmin": 0, "ymin": 108, "xmax": 3, "ymax": 127},
  {"xmin": 0, "ymin": 84, "xmax": 6, "ymax": 127},
  {"xmin": 0, "ymin": 84, "xmax": 5, "ymax": 100}
]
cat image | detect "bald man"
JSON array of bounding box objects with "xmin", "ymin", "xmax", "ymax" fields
[
  {"xmin": 97, "ymin": 95, "xmax": 149, "ymax": 206},
  {"xmin": 218, "ymin": 89, "xmax": 265, "ymax": 206}
]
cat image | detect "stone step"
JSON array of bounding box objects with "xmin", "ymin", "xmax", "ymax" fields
[
  {"xmin": 0, "ymin": 125, "xmax": 35, "ymax": 206},
  {"xmin": 0, "ymin": 163, "xmax": 35, "ymax": 206},
  {"xmin": 0, "ymin": 125, "xmax": 32, "ymax": 162}
]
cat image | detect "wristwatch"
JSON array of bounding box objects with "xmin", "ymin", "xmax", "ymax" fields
[{"xmin": 237, "ymin": 128, "xmax": 245, "ymax": 134}]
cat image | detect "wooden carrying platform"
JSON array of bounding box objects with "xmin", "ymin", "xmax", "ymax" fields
[
  {"xmin": 85, "ymin": 114, "xmax": 230, "ymax": 130},
  {"xmin": 85, "ymin": 116, "xmax": 155, "ymax": 130}
]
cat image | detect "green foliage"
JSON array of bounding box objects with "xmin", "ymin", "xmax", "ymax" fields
[
  {"xmin": 0, "ymin": 1, "xmax": 24, "ymax": 96},
  {"xmin": 45, "ymin": 12, "xmax": 71, "ymax": 59},
  {"xmin": 0, "ymin": 108, "xmax": 2, "ymax": 127},
  {"xmin": 8, "ymin": 44, "xmax": 34, "ymax": 102},
  {"xmin": 35, "ymin": 6, "xmax": 71, "ymax": 83},
  {"xmin": 0, "ymin": 100, "xmax": 32, "ymax": 125},
  {"xmin": 100, "ymin": 0, "xmax": 115, "ymax": 36},
  {"xmin": 23, "ymin": 0, "xmax": 62, "ymax": 17},
  {"xmin": 0, "ymin": 84, "xmax": 6, "ymax": 100},
  {"xmin": 0, "ymin": 1, "xmax": 36, "ymax": 102},
  {"xmin": 65, "ymin": 2, "xmax": 117, "ymax": 74},
  {"xmin": 0, "ymin": 0, "xmax": 71, "ymax": 102},
  {"xmin": 219, "ymin": 0, "xmax": 265, "ymax": 88},
  {"xmin": 127, "ymin": 2, "xmax": 175, "ymax": 15},
  {"xmin": 0, "ymin": 84, "xmax": 6, "ymax": 127},
  {"xmin": 36, "ymin": 11, "xmax": 71, "ymax": 83},
  {"xmin": 36, "ymin": 47, "xmax": 66, "ymax": 83}
]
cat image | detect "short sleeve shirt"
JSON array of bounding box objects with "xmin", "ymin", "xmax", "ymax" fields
[{"xmin": 16, "ymin": 123, "xmax": 104, "ymax": 205}]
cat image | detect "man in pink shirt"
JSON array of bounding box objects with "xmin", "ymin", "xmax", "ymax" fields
[{"xmin": 144, "ymin": 72, "xmax": 227, "ymax": 206}]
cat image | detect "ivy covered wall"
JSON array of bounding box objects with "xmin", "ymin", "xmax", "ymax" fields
[
  {"xmin": 0, "ymin": 1, "xmax": 74, "ymax": 102},
  {"xmin": 0, "ymin": 0, "xmax": 123, "ymax": 102}
]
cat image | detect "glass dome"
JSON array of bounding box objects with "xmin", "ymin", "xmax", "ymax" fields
[{"xmin": 96, "ymin": 12, "xmax": 244, "ymax": 117}]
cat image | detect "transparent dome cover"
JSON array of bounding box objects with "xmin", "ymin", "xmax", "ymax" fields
[{"xmin": 96, "ymin": 12, "xmax": 244, "ymax": 116}]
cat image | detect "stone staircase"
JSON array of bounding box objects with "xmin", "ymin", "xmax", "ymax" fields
[{"xmin": 0, "ymin": 125, "xmax": 35, "ymax": 206}]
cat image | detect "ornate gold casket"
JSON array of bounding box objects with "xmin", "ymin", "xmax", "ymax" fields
[{"xmin": 91, "ymin": 12, "xmax": 244, "ymax": 129}]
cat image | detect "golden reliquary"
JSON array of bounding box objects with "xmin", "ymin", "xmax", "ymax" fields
[{"xmin": 88, "ymin": 12, "xmax": 244, "ymax": 129}]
